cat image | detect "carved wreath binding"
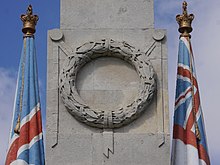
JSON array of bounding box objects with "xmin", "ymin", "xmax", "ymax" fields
[{"xmin": 59, "ymin": 39, "xmax": 156, "ymax": 128}]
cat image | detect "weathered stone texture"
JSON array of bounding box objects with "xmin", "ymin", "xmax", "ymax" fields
[
  {"xmin": 61, "ymin": 0, "xmax": 154, "ymax": 29},
  {"xmin": 46, "ymin": 0, "xmax": 170, "ymax": 164}
]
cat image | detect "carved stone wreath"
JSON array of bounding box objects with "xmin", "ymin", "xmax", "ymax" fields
[{"xmin": 59, "ymin": 39, "xmax": 156, "ymax": 129}]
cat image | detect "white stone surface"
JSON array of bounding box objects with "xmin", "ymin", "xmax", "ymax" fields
[
  {"xmin": 76, "ymin": 57, "xmax": 139, "ymax": 111},
  {"xmin": 46, "ymin": 133, "xmax": 170, "ymax": 165},
  {"xmin": 61, "ymin": 0, "xmax": 154, "ymax": 29},
  {"xmin": 46, "ymin": 0, "xmax": 170, "ymax": 164}
]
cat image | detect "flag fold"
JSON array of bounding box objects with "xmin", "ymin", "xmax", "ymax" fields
[
  {"xmin": 171, "ymin": 36, "xmax": 210, "ymax": 165},
  {"xmin": 5, "ymin": 36, "xmax": 45, "ymax": 165}
]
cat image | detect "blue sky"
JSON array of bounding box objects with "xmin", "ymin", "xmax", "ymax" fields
[{"xmin": 0, "ymin": 0, "xmax": 219, "ymax": 164}]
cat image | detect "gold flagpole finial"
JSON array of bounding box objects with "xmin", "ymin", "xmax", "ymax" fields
[
  {"xmin": 21, "ymin": 5, "xmax": 39, "ymax": 37},
  {"xmin": 176, "ymin": 1, "xmax": 194, "ymax": 38}
]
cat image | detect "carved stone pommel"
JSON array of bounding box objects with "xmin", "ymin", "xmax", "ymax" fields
[
  {"xmin": 21, "ymin": 5, "xmax": 39, "ymax": 36},
  {"xmin": 176, "ymin": 1, "xmax": 194, "ymax": 38}
]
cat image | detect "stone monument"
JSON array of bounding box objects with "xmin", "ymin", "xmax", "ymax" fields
[{"xmin": 46, "ymin": 0, "xmax": 170, "ymax": 164}]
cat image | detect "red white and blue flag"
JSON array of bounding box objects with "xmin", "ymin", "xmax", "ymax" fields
[
  {"xmin": 171, "ymin": 36, "xmax": 210, "ymax": 165},
  {"xmin": 5, "ymin": 36, "xmax": 45, "ymax": 165}
]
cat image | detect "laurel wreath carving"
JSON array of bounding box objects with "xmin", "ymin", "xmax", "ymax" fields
[{"xmin": 59, "ymin": 39, "xmax": 156, "ymax": 128}]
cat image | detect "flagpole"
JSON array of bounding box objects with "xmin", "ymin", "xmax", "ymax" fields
[
  {"xmin": 176, "ymin": 1, "xmax": 201, "ymax": 140},
  {"xmin": 172, "ymin": 2, "xmax": 211, "ymax": 164},
  {"xmin": 14, "ymin": 5, "xmax": 39, "ymax": 134},
  {"xmin": 5, "ymin": 5, "xmax": 45, "ymax": 165}
]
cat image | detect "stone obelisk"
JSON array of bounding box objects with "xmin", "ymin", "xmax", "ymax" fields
[{"xmin": 46, "ymin": 0, "xmax": 170, "ymax": 164}]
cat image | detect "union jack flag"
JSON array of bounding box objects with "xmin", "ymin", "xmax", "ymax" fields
[
  {"xmin": 171, "ymin": 36, "xmax": 210, "ymax": 165},
  {"xmin": 5, "ymin": 36, "xmax": 45, "ymax": 165}
]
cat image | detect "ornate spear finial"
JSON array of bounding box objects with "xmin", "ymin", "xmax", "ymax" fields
[
  {"xmin": 21, "ymin": 5, "xmax": 39, "ymax": 36},
  {"xmin": 176, "ymin": 1, "xmax": 194, "ymax": 38}
]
